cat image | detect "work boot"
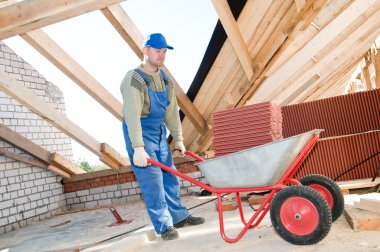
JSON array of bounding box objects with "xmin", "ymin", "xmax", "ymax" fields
[
  {"xmin": 174, "ymin": 215, "xmax": 205, "ymax": 228},
  {"xmin": 161, "ymin": 226, "xmax": 179, "ymax": 240}
]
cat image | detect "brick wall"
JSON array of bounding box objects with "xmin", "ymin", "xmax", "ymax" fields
[
  {"xmin": 0, "ymin": 41, "xmax": 72, "ymax": 234},
  {"xmin": 62, "ymin": 161, "xmax": 206, "ymax": 210}
]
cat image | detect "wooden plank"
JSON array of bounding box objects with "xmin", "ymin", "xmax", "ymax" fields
[
  {"xmin": 336, "ymin": 178, "xmax": 380, "ymax": 190},
  {"xmin": 47, "ymin": 165, "xmax": 71, "ymax": 179},
  {"xmin": 313, "ymin": 0, "xmax": 354, "ymax": 31},
  {"xmin": 289, "ymin": 22, "xmax": 380, "ymax": 104},
  {"xmin": 299, "ymin": 0, "xmax": 329, "ymax": 31},
  {"xmin": 102, "ymin": 5, "xmax": 208, "ymax": 135},
  {"xmin": 372, "ymin": 49, "xmax": 380, "ymax": 88},
  {"xmin": 100, "ymin": 143, "xmax": 130, "ymax": 166},
  {"xmin": 0, "ymin": 124, "xmax": 81, "ymax": 175},
  {"xmin": 294, "ymin": 0, "xmax": 306, "ymax": 13},
  {"xmin": 250, "ymin": 0, "xmax": 380, "ymax": 103},
  {"xmin": 162, "ymin": 66, "xmax": 208, "ymax": 135},
  {"xmin": 344, "ymin": 205, "xmax": 380, "ymax": 231},
  {"xmin": 301, "ymin": 56, "xmax": 360, "ymax": 102},
  {"xmin": 101, "ymin": 4, "xmax": 144, "ymax": 60},
  {"xmin": 354, "ymin": 198, "xmax": 380, "ymax": 215},
  {"xmin": 0, "ymin": 0, "xmax": 14, "ymax": 8},
  {"xmin": 361, "ymin": 63, "xmax": 373, "ymax": 90},
  {"xmin": 0, "ymin": 70, "xmax": 126, "ymax": 169},
  {"xmin": 0, "ymin": 123, "xmax": 51, "ymax": 162},
  {"xmin": 0, "ymin": 147, "xmax": 48, "ymax": 168},
  {"xmin": 21, "ymin": 30, "xmax": 123, "ymax": 121},
  {"xmin": 0, "ymin": 0, "xmax": 126, "ymax": 40},
  {"xmin": 50, "ymin": 153, "xmax": 85, "ymax": 174},
  {"xmin": 264, "ymin": 3, "xmax": 380, "ymax": 104},
  {"xmin": 211, "ymin": 0, "xmax": 254, "ymax": 80}
]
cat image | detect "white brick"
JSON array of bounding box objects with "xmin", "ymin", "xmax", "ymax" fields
[
  {"xmin": 0, "ymin": 218, "xmax": 8, "ymax": 226},
  {"xmin": 0, "ymin": 200, "xmax": 13, "ymax": 209},
  {"xmin": 76, "ymin": 190, "xmax": 90, "ymax": 197},
  {"xmin": 23, "ymin": 209, "xmax": 36, "ymax": 219},
  {"xmin": 4, "ymin": 169, "xmax": 18, "ymax": 177},
  {"xmin": 85, "ymin": 201, "xmax": 98, "ymax": 208}
]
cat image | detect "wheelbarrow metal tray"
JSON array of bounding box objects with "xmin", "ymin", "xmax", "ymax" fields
[{"xmin": 197, "ymin": 129, "xmax": 322, "ymax": 188}]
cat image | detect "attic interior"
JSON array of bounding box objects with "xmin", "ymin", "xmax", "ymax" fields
[{"xmin": 0, "ymin": 0, "xmax": 380, "ymax": 250}]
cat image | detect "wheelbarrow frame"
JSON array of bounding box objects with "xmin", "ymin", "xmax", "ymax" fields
[{"xmin": 147, "ymin": 133, "xmax": 320, "ymax": 243}]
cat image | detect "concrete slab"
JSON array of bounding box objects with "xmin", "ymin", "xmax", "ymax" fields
[{"xmin": 1, "ymin": 195, "xmax": 380, "ymax": 252}]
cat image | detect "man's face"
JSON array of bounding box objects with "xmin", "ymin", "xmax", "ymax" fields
[{"xmin": 144, "ymin": 47, "xmax": 167, "ymax": 68}]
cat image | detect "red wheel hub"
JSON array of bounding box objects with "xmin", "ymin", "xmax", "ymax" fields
[
  {"xmin": 280, "ymin": 197, "xmax": 319, "ymax": 235},
  {"xmin": 308, "ymin": 184, "xmax": 334, "ymax": 209}
]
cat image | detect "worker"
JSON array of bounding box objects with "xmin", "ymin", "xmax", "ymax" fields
[{"xmin": 121, "ymin": 33, "xmax": 205, "ymax": 240}]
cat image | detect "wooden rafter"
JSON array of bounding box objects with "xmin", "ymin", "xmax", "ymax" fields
[
  {"xmin": 361, "ymin": 60, "xmax": 373, "ymax": 90},
  {"xmin": 0, "ymin": 0, "xmax": 126, "ymax": 40},
  {"xmin": 0, "ymin": 123, "xmax": 81, "ymax": 176},
  {"xmin": 211, "ymin": 0, "xmax": 254, "ymax": 80},
  {"xmin": 102, "ymin": 4, "xmax": 208, "ymax": 135},
  {"xmin": 372, "ymin": 48, "xmax": 380, "ymax": 88},
  {"xmin": 0, "ymin": 70, "xmax": 130, "ymax": 170},
  {"xmin": 21, "ymin": 30, "xmax": 123, "ymax": 121},
  {"xmin": 250, "ymin": 0, "xmax": 380, "ymax": 104}
]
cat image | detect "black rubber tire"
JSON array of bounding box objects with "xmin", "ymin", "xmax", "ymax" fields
[
  {"xmin": 299, "ymin": 174, "xmax": 344, "ymax": 222},
  {"xmin": 270, "ymin": 186, "xmax": 332, "ymax": 245}
]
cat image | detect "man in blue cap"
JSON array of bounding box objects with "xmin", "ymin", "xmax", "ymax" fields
[{"xmin": 120, "ymin": 33, "xmax": 205, "ymax": 240}]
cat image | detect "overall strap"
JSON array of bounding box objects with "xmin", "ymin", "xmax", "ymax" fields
[
  {"xmin": 159, "ymin": 69, "xmax": 169, "ymax": 85},
  {"xmin": 134, "ymin": 68, "xmax": 150, "ymax": 84}
]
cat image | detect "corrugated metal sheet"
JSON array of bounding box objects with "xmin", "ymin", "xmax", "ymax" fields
[
  {"xmin": 282, "ymin": 89, "xmax": 380, "ymax": 138},
  {"xmin": 212, "ymin": 101, "xmax": 282, "ymax": 156},
  {"xmin": 295, "ymin": 131, "xmax": 380, "ymax": 181}
]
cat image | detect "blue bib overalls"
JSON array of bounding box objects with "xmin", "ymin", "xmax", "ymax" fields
[{"xmin": 122, "ymin": 69, "xmax": 189, "ymax": 234}]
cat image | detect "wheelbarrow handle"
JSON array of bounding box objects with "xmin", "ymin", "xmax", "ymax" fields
[{"xmin": 183, "ymin": 150, "xmax": 204, "ymax": 162}]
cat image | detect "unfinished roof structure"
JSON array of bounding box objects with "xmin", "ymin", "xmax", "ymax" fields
[
  {"xmin": 1, "ymin": 0, "xmax": 380, "ymax": 246},
  {"xmin": 1, "ymin": 0, "xmax": 379, "ymax": 174}
]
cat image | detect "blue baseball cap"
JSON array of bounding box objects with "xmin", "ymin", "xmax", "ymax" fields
[{"xmin": 143, "ymin": 33, "xmax": 174, "ymax": 50}]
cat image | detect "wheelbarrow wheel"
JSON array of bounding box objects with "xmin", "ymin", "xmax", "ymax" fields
[
  {"xmin": 299, "ymin": 174, "xmax": 344, "ymax": 222},
  {"xmin": 270, "ymin": 186, "xmax": 332, "ymax": 245}
]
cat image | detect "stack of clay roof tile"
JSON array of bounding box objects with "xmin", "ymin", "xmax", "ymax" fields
[
  {"xmin": 282, "ymin": 88, "xmax": 380, "ymax": 138},
  {"xmin": 212, "ymin": 101, "xmax": 282, "ymax": 157},
  {"xmin": 295, "ymin": 131, "xmax": 380, "ymax": 181},
  {"xmin": 282, "ymin": 88, "xmax": 380, "ymax": 181}
]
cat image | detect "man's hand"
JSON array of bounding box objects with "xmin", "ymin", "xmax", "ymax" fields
[
  {"xmin": 173, "ymin": 141, "xmax": 186, "ymax": 157},
  {"xmin": 133, "ymin": 146, "xmax": 150, "ymax": 167}
]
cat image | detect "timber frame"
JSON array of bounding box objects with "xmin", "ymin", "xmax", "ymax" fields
[{"xmin": 1, "ymin": 0, "xmax": 380, "ymax": 176}]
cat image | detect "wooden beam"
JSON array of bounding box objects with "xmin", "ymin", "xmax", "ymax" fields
[
  {"xmin": 294, "ymin": 0, "xmax": 306, "ymax": 13},
  {"xmin": 0, "ymin": 123, "xmax": 81, "ymax": 175},
  {"xmin": 21, "ymin": 30, "xmax": 123, "ymax": 121},
  {"xmin": 47, "ymin": 165, "xmax": 71, "ymax": 179},
  {"xmin": 211, "ymin": 0, "xmax": 254, "ymax": 80},
  {"xmin": 0, "ymin": 147, "xmax": 48, "ymax": 169},
  {"xmin": 0, "ymin": 70, "xmax": 127, "ymax": 169},
  {"xmin": 250, "ymin": 0, "xmax": 380, "ymax": 103},
  {"xmin": 102, "ymin": 4, "xmax": 208, "ymax": 135},
  {"xmin": 100, "ymin": 143, "xmax": 130, "ymax": 167},
  {"xmin": 354, "ymin": 198, "xmax": 380, "ymax": 215},
  {"xmin": 300, "ymin": 0, "xmax": 329, "ymax": 31},
  {"xmin": 361, "ymin": 63, "xmax": 373, "ymax": 90},
  {"xmin": 101, "ymin": 4, "xmax": 144, "ymax": 60},
  {"xmin": 0, "ymin": 123, "xmax": 51, "ymax": 163},
  {"xmin": 372, "ymin": 49, "xmax": 380, "ymax": 88},
  {"xmin": 0, "ymin": 0, "xmax": 126, "ymax": 40},
  {"xmin": 162, "ymin": 66, "xmax": 208, "ymax": 135},
  {"xmin": 49, "ymin": 153, "xmax": 85, "ymax": 174}
]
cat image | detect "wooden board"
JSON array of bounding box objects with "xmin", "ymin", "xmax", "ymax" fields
[
  {"xmin": 354, "ymin": 198, "xmax": 380, "ymax": 215},
  {"xmin": 344, "ymin": 205, "xmax": 380, "ymax": 231}
]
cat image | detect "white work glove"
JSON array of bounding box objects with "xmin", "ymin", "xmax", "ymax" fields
[
  {"xmin": 133, "ymin": 146, "xmax": 150, "ymax": 167},
  {"xmin": 173, "ymin": 141, "xmax": 186, "ymax": 157}
]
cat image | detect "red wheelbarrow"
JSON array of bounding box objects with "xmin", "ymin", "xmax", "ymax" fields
[{"xmin": 148, "ymin": 129, "xmax": 344, "ymax": 245}]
